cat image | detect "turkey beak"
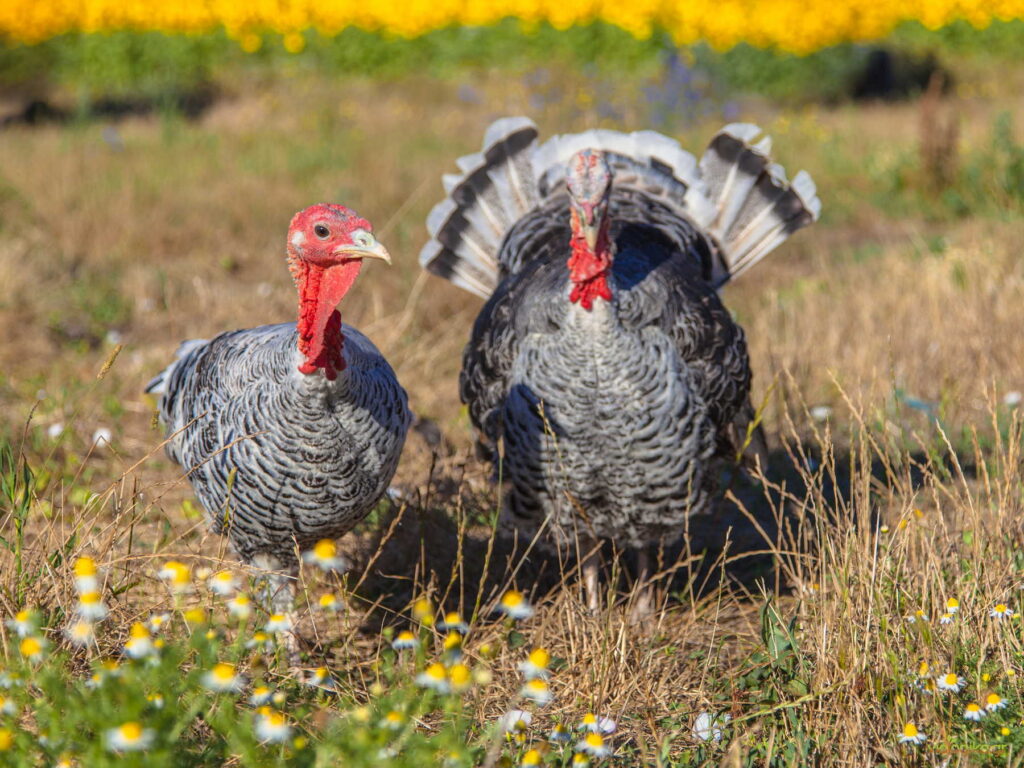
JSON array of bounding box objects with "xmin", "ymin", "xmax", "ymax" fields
[
  {"xmin": 333, "ymin": 238, "xmax": 392, "ymax": 265},
  {"xmin": 582, "ymin": 220, "xmax": 598, "ymax": 253}
]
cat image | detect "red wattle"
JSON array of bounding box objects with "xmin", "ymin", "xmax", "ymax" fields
[
  {"xmin": 567, "ymin": 221, "xmax": 612, "ymax": 310},
  {"xmin": 295, "ymin": 260, "xmax": 363, "ymax": 379}
]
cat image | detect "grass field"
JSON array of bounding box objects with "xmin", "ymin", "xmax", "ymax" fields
[{"xmin": 3, "ymin": 51, "xmax": 1024, "ymax": 766}]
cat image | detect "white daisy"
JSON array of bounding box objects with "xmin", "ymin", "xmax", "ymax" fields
[
  {"xmin": 964, "ymin": 703, "xmax": 986, "ymax": 721},
  {"xmin": 416, "ymin": 663, "xmax": 450, "ymax": 693},
  {"xmin": 65, "ymin": 620, "xmax": 95, "ymax": 647},
  {"xmin": 227, "ymin": 595, "xmax": 252, "ymax": 619},
  {"xmin": 203, "ymin": 662, "xmax": 245, "ymax": 693},
  {"xmin": 254, "ymin": 708, "xmax": 292, "ymax": 743},
  {"xmin": 208, "ymin": 571, "xmax": 238, "ymax": 596},
  {"xmin": 495, "ymin": 590, "xmax": 534, "ymax": 620},
  {"xmin": 124, "ymin": 623, "xmax": 156, "ymax": 660},
  {"xmin": 106, "ymin": 722, "xmax": 154, "ymax": 752},
  {"xmin": 304, "ymin": 667, "xmax": 336, "ymax": 691},
  {"xmin": 991, "ymin": 603, "xmax": 1015, "ymax": 619},
  {"xmin": 500, "ymin": 710, "xmax": 533, "ymax": 733},
  {"xmin": 550, "ymin": 724, "xmax": 572, "ymax": 743},
  {"xmin": 75, "ymin": 591, "xmax": 108, "ymax": 621},
  {"xmin": 6, "ymin": 609, "xmax": 38, "ymax": 637},
  {"xmin": 147, "ymin": 613, "xmax": 172, "ymax": 633},
  {"xmin": 19, "ymin": 636, "xmax": 47, "ymax": 661},
  {"xmin": 265, "ymin": 614, "xmax": 292, "ymax": 634},
  {"xmin": 0, "ymin": 695, "xmax": 16, "ymax": 715},
  {"xmin": 301, "ymin": 539, "xmax": 347, "ymax": 572},
  {"xmin": 939, "ymin": 613, "xmax": 954, "ymax": 625},
  {"xmin": 157, "ymin": 561, "xmax": 192, "ymax": 593},
  {"xmin": 73, "ymin": 556, "xmax": 99, "ymax": 594},
  {"xmin": 249, "ymin": 685, "xmax": 272, "ymax": 706},
  {"xmin": 318, "ymin": 593, "xmax": 340, "ymax": 612},
  {"xmin": 898, "ymin": 722, "xmax": 926, "ymax": 746},
  {"xmin": 575, "ymin": 733, "xmax": 611, "ymax": 758},
  {"xmin": 692, "ymin": 711, "xmax": 730, "ymax": 743},
  {"xmin": 937, "ymin": 672, "xmax": 965, "ymax": 693},
  {"xmin": 520, "ymin": 679, "xmax": 553, "ymax": 705},
  {"xmin": 578, "ymin": 713, "xmax": 616, "ymax": 734},
  {"xmin": 519, "ymin": 648, "xmax": 551, "ymax": 680},
  {"xmin": 391, "ymin": 630, "xmax": 419, "ymax": 650},
  {"xmin": 245, "ymin": 631, "xmax": 275, "ymax": 652},
  {"xmin": 438, "ymin": 612, "xmax": 470, "ymax": 635},
  {"xmin": 946, "ymin": 597, "xmax": 960, "ymax": 614},
  {"xmin": 985, "ymin": 692, "xmax": 1008, "ymax": 712}
]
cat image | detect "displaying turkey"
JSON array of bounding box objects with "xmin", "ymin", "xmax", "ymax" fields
[
  {"xmin": 421, "ymin": 119, "xmax": 820, "ymax": 614},
  {"xmin": 148, "ymin": 203, "xmax": 411, "ymax": 626}
]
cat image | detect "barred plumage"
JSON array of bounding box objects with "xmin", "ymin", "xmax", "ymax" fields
[
  {"xmin": 422, "ymin": 119, "xmax": 819, "ymax": 609},
  {"xmin": 148, "ymin": 204, "xmax": 410, "ymax": 576}
]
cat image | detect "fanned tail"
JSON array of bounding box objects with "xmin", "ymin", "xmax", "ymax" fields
[
  {"xmin": 421, "ymin": 118, "xmax": 820, "ymax": 297},
  {"xmin": 419, "ymin": 117, "xmax": 540, "ymax": 298},
  {"xmin": 697, "ymin": 123, "xmax": 821, "ymax": 286}
]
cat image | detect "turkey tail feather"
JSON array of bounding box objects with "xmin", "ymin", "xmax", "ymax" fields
[
  {"xmin": 698, "ymin": 123, "xmax": 821, "ymax": 286},
  {"xmin": 420, "ymin": 117, "xmax": 540, "ymax": 298}
]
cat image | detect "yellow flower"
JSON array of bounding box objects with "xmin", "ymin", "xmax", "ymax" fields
[
  {"xmin": 19, "ymin": 636, "xmax": 46, "ymax": 661},
  {"xmin": 412, "ymin": 598, "xmax": 434, "ymax": 626},
  {"xmin": 183, "ymin": 608, "xmax": 207, "ymax": 625},
  {"xmin": 318, "ymin": 593, "xmax": 339, "ymax": 612},
  {"xmin": 519, "ymin": 647, "xmax": 551, "ymax": 679},
  {"xmin": 0, "ymin": 728, "xmax": 12, "ymax": 751},
  {"xmin": 302, "ymin": 539, "xmax": 346, "ymax": 571},
  {"xmin": 497, "ymin": 590, "xmax": 534, "ymax": 619},
  {"xmin": 448, "ymin": 663, "xmax": 472, "ymax": 692},
  {"xmin": 203, "ymin": 662, "xmax": 245, "ymax": 693},
  {"xmin": 282, "ymin": 32, "xmax": 305, "ymax": 54}
]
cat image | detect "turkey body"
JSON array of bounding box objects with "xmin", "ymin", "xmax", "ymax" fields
[
  {"xmin": 151, "ymin": 321, "xmax": 410, "ymax": 566},
  {"xmin": 463, "ymin": 193, "xmax": 749, "ymax": 549}
]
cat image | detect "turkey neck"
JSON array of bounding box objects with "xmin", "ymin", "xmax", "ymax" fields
[
  {"xmin": 567, "ymin": 214, "xmax": 613, "ymax": 310},
  {"xmin": 289, "ymin": 258, "xmax": 363, "ymax": 381}
]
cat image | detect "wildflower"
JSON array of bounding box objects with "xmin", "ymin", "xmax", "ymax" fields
[
  {"xmin": 265, "ymin": 614, "xmax": 292, "ymax": 633},
  {"xmin": 0, "ymin": 696, "xmax": 14, "ymax": 715},
  {"xmin": 905, "ymin": 609, "xmax": 928, "ymax": 623},
  {"xmin": 0, "ymin": 673, "xmax": 21, "ymax": 689},
  {"xmin": 382, "ymin": 710, "xmax": 405, "ymax": 730},
  {"xmin": 474, "ymin": 667, "xmax": 493, "ymax": 686},
  {"xmin": 54, "ymin": 754, "xmax": 75, "ymax": 768},
  {"xmin": 940, "ymin": 613, "xmax": 954, "ymax": 625},
  {"xmin": 0, "ymin": 729, "xmax": 11, "ymax": 751},
  {"xmin": 249, "ymin": 685, "xmax": 272, "ymax": 706},
  {"xmin": 6, "ymin": 609, "xmax": 38, "ymax": 637},
  {"xmin": 158, "ymin": 561, "xmax": 192, "ymax": 593},
  {"xmin": 301, "ymin": 539, "xmax": 347, "ymax": 572},
  {"xmin": 448, "ymin": 663, "xmax": 472, "ymax": 693},
  {"xmin": 73, "ymin": 557, "xmax": 99, "ymax": 593},
  {"xmin": 227, "ymin": 595, "xmax": 252, "ymax": 619},
  {"xmin": 76, "ymin": 591, "xmax": 108, "ymax": 621},
  {"xmin": 937, "ymin": 673, "xmax": 965, "ymax": 693},
  {"xmin": 899, "ymin": 722, "xmax": 926, "ymax": 746},
  {"xmin": 255, "ymin": 708, "xmax": 292, "ymax": 743},
  {"xmin": 412, "ymin": 598, "xmax": 434, "ymax": 626},
  {"xmin": 1005, "ymin": 391, "xmax": 1022, "ymax": 408},
  {"xmin": 146, "ymin": 693, "xmax": 164, "ymax": 709},
  {"xmin": 416, "ymin": 663, "xmax": 450, "ymax": 693},
  {"xmin": 946, "ymin": 597, "xmax": 959, "ymax": 614},
  {"xmin": 91, "ymin": 428, "xmax": 113, "ymax": 448},
  {"xmin": 985, "ymin": 692, "xmax": 1008, "ymax": 712},
  {"xmin": 880, "ymin": 525, "xmax": 890, "ymax": 534},
  {"xmin": 208, "ymin": 570, "xmax": 238, "ymax": 596},
  {"xmin": 501, "ymin": 709, "xmax": 533, "ymax": 732},
  {"xmin": 19, "ymin": 636, "xmax": 46, "ymax": 661},
  {"xmin": 916, "ymin": 661, "xmax": 931, "ymax": 677},
  {"xmin": 520, "ymin": 678, "xmax": 553, "ymax": 705},
  {"xmin": 65, "ymin": 620, "xmax": 95, "ymax": 647},
  {"xmin": 550, "ymin": 724, "xmax": 572, "ymax": 743},
  {"xmin": 810, "ymin": 405, "xmax": 831, "ymax": 422},
  {"xmin": 272, "ymin": 691, "xmax": 287, "ymax": 707},
  {"xmin": 246, "ymin": 631, "xmax": 275, "ymax": 652},
  {"xmin": 579, "ymin": 713, "xmax": 616, "ymax": 734},
  {"xmin": 106, "ymin": 722, "xmax": 154, "ymax": 752},
  {"xmin": 1003, "ymin": 727, "xmax": 1012, "ymax": 736},
  {"xmin": 392, "ymin": 630, "xmax": 419, "ymax": 650},
  {"xmin": 519, "ymin": 647, "xmax": 551, "ymax": 680},
  {"xmin": 443, "ymin": 631, "xmax": 464, "ymax": 661},
  {"xmin": 964, "ymin": 703, "xmax": 986, "ymax": 721},
  {"xmin": 576, "ymin": 732, "xmax": 611, "ymax": 758},
  {"xmin": 991, "ymin": 604, "xmax": 1015, "ymax": 619},
  {"xmin": 148, "ymin": 613, "xmax": 172, "ymax": 632},
  {"xmin": 318, "ymin": 593, "xmax": 340, "ymax": 612},
  {"xmin": 496, "ymin": 590, "xmax": 534, "ymax": 620},
  {"xmin": 47, "ymin": 422, "xmax": 64, "ymax": 440},
  {"xmin": 183, "ymin": 608, "xmax": 207, "ymax": 626},
  {"xmin": 439, "ymin": 612, "xmax": 470, "ymax": 635},
  {"xmin": 124, "ymin": 623, "xmax": 156, "ymax": 659},
  {"xmin": 572, "ymin": 754, "xmax": 591, "ymax": 767},
  {"xmin": 692, "ymin": 711, "xmax": 729, "ymax": 742},
  {"xmin": 203, "ymin": 662, "xmax": 245, "ymax": 693},
  {"xmin": 521, "ymin": 748, "xmax": 543, "ymax": 766},
  {"xmin": 305, "ymin": 667, "xmax": 336, "ymax": 691}
]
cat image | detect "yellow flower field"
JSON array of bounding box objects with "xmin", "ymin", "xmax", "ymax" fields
[{"xmin": 0, "ymin": 0, "xmax": 1022, "ymax": 53}]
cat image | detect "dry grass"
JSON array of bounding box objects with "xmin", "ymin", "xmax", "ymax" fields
[{"xmin": 2, "ymin": 65, "xmax": 1024, "ymax": 764}]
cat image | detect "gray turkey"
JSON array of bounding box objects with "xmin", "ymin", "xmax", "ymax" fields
[
  {"xmin": 421, "ymin": 119, "xmax": 819, "ymax": 614},
  {"xmin": 147, "ymin": 203, "xmax": 411, "ymax": 634}
]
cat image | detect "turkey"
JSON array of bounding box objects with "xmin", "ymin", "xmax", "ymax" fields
[
  {"xmin": 421, "ymin": 119, "xmax": 819, "ymax": 615},
  {"xmin": 147, "ymin": 203, "xmax": 411, "ymax": 637}
]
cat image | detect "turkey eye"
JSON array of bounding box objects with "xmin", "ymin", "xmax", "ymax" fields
[{"xmin": 314, "ymin": 224, "xmax": 330, "ymax": 239}]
